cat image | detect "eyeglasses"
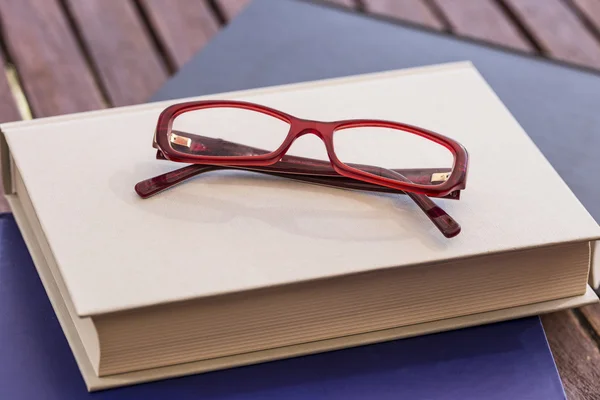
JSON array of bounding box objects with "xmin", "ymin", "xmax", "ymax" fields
[{"xmin": 135, "ymin": 100, "xmax": 469, "ymax": 238}]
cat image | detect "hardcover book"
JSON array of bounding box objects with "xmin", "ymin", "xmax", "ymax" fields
[
  {"xmin": 1, "ymin": 62, "xmax": 599, "ymax": 390},
  {"xmin": 0, "ymin": 214, "xmax": 566, "ymax": 399}
]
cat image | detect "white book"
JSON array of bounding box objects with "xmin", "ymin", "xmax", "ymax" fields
[{"xmin": 2, "ymin": 62, "xmax": 599, "ymax": 391}]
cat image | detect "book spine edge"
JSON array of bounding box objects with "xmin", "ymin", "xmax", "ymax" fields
[
  {"xmin": 590, "ymin": 241, "xmax": 600, "ymax": 289},
  {"xmin": 0, "ymin": 127, "xmax": 14, "ymax": 196}
]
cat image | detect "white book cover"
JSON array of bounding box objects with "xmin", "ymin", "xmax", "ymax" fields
[{"xmin": 1, "ymin": 62, "xmax": 599, "ymax": 389}]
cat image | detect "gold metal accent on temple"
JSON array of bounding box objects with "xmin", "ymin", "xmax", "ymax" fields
[
  {"xmin": 170, "ymin": 133, "xmax": 192, "ymax": 148},
  {"xmin": 431, "ymin": 172, "xmax": 451, "ymax": 183}
]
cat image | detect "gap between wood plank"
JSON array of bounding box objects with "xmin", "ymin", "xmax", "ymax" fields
[
  {"xmin": 574, "ymin": 307, "xmax": 600, "ymax": 350},
  {"xmin": 493, "ymin": 0, "xmax": 543, "ymax": 52},
  {"xmin": 207, "ymin": 0, "xmax": 227, "ymax": 25},
  {"xmin": 0, "ymin": 46, "xmax": 23, "ymax": 214},
  {"xmin": 501, "ymin": 0, "xmax": 600, "ymax": 69},
  {"xmin": 213, "ymin": 0, "xmax": 253, "ymax": 22},
  {"xmin": 432, "ymin": 0, "xmax": 535, "ymax": 52},
  {"xmin": 566, "ymin": 0, "xmax": 600, "ymax": 43},
  {"xmin": 137, "ymin": 0, "xmax": 221, "ymax": 72},
  {"xmin": 4, "ymin": 66, "xmax": 32, "ymax": 121},
  {"xmin": 133, "ymin": 0, "xmax": 178, "ymax": 75},
  {"xmin": 63, "ymin": 0, "xmax": 168, "ymax": 107},
  {"xmin": 423, "ymin": 0, "xmax": 452, "ymax": 31},
  {"xmin": 57, "ymin": 0, "xmax": 112, "ymax": 107},
  {"xmin": 362, "ymin": 0, "xmax": 448, "ymax": 31},
  {"xmin": 0, "ymin": 38, "xmax": 25, "ymax": 122},
  {"xmin": 0, "ymin": 0, "xmax": 106, "ymax": 117}
]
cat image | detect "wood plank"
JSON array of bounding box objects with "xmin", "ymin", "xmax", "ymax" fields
[
  {"xmin": 363, "ymin": 0, "xmax": 446, "ymax": 30},
  {"xmin": 0, "ymin": 192, "xmax": 8, "ymax": 215},
  {"xmin": 66, "ymin": 0, "xmax": 168, "ymax": 107},
  {"xmin": 0, "ymin": 0, "xmax": 105, "ymax": 117},
  {"xmin": 580, "ymin": 303, "xmax": 600, "ymax": 335},
  {"xmin": 140, "ymin": 0, "xmax": 220, "ymax": 69},
  {"xmin": 432, "ymin": 0, "xmax": 533, "ymax": 52},
  {"xmin": 0, "ymin": 61, "xmax": 21, "ymax": 124},
  {"xmin": 571, "ymin": 0, "xmax": 600, "ymax": 32},
  {"xmin": 503, "ymin": 0, "xmax": 600, "ymax": 69},
  {"xmin": 542, "ymin": 310, "xmax": 600, "ymax": 400},
  {"xmin": 216, "ymin": 0, "xmax": 252, "ymax": 21},
  {"xmin": 0, "ymin": 50, "xmax": 21, "ymax": 213}
]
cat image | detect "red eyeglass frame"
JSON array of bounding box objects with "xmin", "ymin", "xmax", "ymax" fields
[
  {"xmin": 153, "ymin": 100, "xmax": 468, "ymax": 199},
  {"xmin": 138, "ymin": 100, "xmax": 469, "ymax": 238}
]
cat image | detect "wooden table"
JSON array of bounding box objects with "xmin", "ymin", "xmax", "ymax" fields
[{"xmin": 0, "ymin": 0, "xmax": 599, "ymax": 398}]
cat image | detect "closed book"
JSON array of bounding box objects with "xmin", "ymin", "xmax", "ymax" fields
[
  {"xmin": 0, "ymin": 213, "xmax": 566, "ymax": 399},
  {"xmin": 1, "ymin": 62, "xmax": 598, "ymax": 390}
]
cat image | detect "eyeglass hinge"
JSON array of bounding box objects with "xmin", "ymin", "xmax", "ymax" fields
[
  {"xmin": 170, "ymin": 133, "xmax": 192, "ymax": 148},
  {"xmin": 431, "ymin": 172, "xmax": 451, "ymax": 183}
]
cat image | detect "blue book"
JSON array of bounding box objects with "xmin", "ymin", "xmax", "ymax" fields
[{"xmin": 0, "ymin": 213, "xmax": 565, "ymax": 398}]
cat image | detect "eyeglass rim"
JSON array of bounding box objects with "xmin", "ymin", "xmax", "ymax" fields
[{"xmin": 153, "ymin": 100, "xmax": 469, "ymax": 198}]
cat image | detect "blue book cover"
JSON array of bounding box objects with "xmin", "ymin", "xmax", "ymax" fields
[{"xmin": 0, "ymin": 213, "xmax": 566, "ymax": 399}]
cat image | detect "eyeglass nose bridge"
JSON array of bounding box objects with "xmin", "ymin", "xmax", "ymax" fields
[
  {"xmin": 289, "ymin": 119, "xmax": 337, "ymax": 140},
  {"xmin": 282, "ymin": 119, "xmax": 337, "ymax": 159}
]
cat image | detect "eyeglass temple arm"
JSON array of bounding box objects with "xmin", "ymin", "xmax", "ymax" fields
[
  {"xmin": 138, "ymin": 131, "xmax": 460, "ymax": 237},
  {"xmin": 135, "ymin": 163, "xmax": 460, "ymax": 238},
  {"xmin": 135, "ymin": 162, "xmax": 457, "ymax": 199},
  {"xmin": 381, "ymin": 171, "xmax": 461, "ymax": 238}
]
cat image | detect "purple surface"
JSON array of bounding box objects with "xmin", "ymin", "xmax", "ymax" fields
[{"xmin": 0, "ymin": 213, "xmax": 565, "ymax": 399}]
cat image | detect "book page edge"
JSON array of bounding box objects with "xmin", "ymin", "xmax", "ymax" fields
[
  {"xmin": 0, "ymin": 127, "xmax": 14, "ymax": 196},
  {"xmin": 88, "ymin": 289, "xmax": 599, "ymax": 391}
]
